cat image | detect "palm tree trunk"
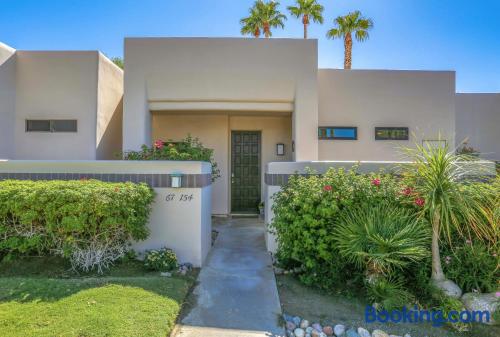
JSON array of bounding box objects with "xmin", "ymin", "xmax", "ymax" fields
[
  {"xmin": 344, "ymin": 33, "xmax": 352, "ymax": 69},
  {"xmin": 431, "ymin": 217, "xmax": 446, "ymax": 281},
  {"xmin": 302, "ymin": 15, "xmax": 309, "ymax": 39},
  {"xmin": 264, "ymin": 22, "xmax": 270, "ymax": 38}
]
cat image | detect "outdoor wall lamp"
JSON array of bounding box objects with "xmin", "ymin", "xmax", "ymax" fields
[{"xmin": 170, "ymin": 174, "xmax": 182, "ymax": 188}]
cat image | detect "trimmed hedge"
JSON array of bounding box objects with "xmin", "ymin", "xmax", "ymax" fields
[{"xmin": 0, "ymin": 180, "xmax": 155, "ymax": 272}]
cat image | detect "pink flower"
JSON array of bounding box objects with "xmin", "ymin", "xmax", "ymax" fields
[
  {"xmin": 154, "ymin": 140, "xmax": 164, "ymax": 150},
  {"xmin": 371, "ymin": 178, "xmax": 381, "ymax": 187},
  {"xmin": 493, "ymin": 253, "xmax": 497, "ymax": 257},
  {"xmin": 415, "ymin": 197, "xmax": 425, "ymax": 207},
  {"xmin": 402, "ymin": 187, "xmax": 414, "ymax": 196},
  {"xmin": 323, "ymin": 185, "xmax": 333, "ymax": 192},
  {"xmin": 495, "ymin": 292, "xmax": 500, "ymax": 298}
]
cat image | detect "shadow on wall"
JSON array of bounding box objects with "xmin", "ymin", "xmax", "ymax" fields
[
  {"xmin": 97, "ymin": 97, "xmax": 123, "ymax": 160},
  {"xmin": 0, "ymin": 53, "xmax": 16, "ymax": 159}
]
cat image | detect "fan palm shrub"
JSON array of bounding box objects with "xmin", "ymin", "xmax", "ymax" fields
[
  {"xmin": 334, "ymin": 203, "xmax": 430, "ymax": 280},
  {"xmin": 287, "ymin": 0, "xmax": 324, "ymax": 39},
  {"xmin": 400, "ymin": 140, "xmax": 495, "ymax": 297},
  {"xmin": 326, "ymin": 10, "xmax": 373, "ymax": 69},
  {"xmin": 241, "ymin": 1, "xmax": 287, "ymax": 38}
]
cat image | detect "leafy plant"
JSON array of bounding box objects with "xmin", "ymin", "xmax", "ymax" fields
[
  {"xmin": 442, "ymin": 240, "xmax": 499, "ymax": 293},
  {"xmin": 0, "ymin": 180, "xmax": 154, "ymax": 273},
  {"xmin": 401, "ymin": 139, "xmax": 494, "ymax": 291},
  {"xmin": 122, "ymin": 135, "xmax": 220, "ymax": 181},
  {"xmin": 240, "ymin": 0, "xmax": 287, "ymax": 38},
  {"xmin": 367, "ymin": 276, "xmax": 415, "ymax": 311},
  {"xmin": 334, "ymin": 203, "xmax": 430, "ymax": 277},
  {"xmin": 144, "ymin": 247, "xmax": 178, "ymax": 272}
]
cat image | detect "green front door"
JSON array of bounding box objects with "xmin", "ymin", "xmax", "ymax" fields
[{"xmin": 231, "ymin": 131, "xmax": 261, "ymax": 213}]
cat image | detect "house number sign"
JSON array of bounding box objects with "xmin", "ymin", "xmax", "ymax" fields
[{"xmin": 165, "ymin": 194, "xmax": 194, "ymax": 202}]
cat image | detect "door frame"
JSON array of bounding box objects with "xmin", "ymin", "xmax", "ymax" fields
[{"xmin": 229, "ymin": 130, "xmax": 262, "ymax": 214}]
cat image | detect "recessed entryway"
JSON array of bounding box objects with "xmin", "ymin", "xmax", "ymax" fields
[{"xmin": 231, "ymin": 131, "xmax": 261, "ymax": 214}]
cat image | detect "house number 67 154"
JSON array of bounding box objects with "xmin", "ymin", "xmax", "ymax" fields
[{"xmin": 165, "ymin": 194, "xmax": 194, "ymax": 202}]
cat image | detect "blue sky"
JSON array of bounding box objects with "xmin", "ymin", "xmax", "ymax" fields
[{"xmin": 1, "ymin": 0, "xmax": 499, "ymax": 92}]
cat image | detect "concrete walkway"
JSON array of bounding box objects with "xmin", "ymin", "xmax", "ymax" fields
[{"xmin": 176, "ymin": 217, "xmax": 284, "ymax": 337}]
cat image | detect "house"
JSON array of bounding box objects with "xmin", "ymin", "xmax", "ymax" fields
[
  {"xmin": 0, "ymin": 42, "xmax": 123, "ymax": 160},
  {"xmin": 1, "ymin": 38, "xmax": 498, "ymax": 216}
]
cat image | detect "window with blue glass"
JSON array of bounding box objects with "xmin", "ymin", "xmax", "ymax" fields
[{"xmin": 318, "ymin": 127, "xmax": 357, "ymax": 140}]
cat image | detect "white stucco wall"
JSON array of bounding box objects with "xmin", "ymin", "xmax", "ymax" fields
[
  {"xmin": 318, "ymin": 70, "xmax": 456, "ymax": 161},
  {"xmin": 0, "ymin": 43, "xmax": 16, "ymax": 159},
  {"xmin": 456, "ymin": 93, "xmax": 500, "ymax": 161},
  {"xmin": 14, "ymin": 51, "xmax": 99, "ymax": 160},
  {"xmin": 123, "ymin": 38, "xmax": 318, "ymax": 161},
  {"xmin": 0, "ymin": 160, "xmax": 213, "ymax": 267}
]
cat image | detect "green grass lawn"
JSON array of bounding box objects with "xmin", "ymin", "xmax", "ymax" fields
[{"xmin": 0, "ymin": 257, "xmax": 197, "ymax": 337}]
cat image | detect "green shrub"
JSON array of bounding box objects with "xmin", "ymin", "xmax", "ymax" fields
[
  {"xmin": 0, "ymin": 180, "xmax": 155, "ymax": 273},
  {"xmin": 334, "ymin": 203, "xmax": 430, "ymax": 277},
  {"xmin": 270, "ymin": 167, "xmax": 405, "ymax": 290},
  {"xmin": 122, "ymin": 135, "xmax": 220, "ymax": 181},
  {"xmin": 144, "ymin": 247, "xmax": 178, "ymax": 272},
  {"xmin": 442, "ymin": 240, "xmax": 499, "ymax": 293},
  {"xmin": 366, "ymin": 276, "xmax": 415, "ymax": 311}
]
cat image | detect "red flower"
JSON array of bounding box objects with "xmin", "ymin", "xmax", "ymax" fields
[
  {"xmin": 402, "ymin": 187, "xmax": 414, "ymax": 196},
  {"xmin": 323, "ymin": 185, "xmax": 333, "ymax": 192},
  {"xmin": 415, "ymin": 197, "xmax": 425, "ymax": 207},
  {"xmin": 371, "ymin": 178, "xmax": 381, "ymax": 187},
  {"xmin": 154, "ymin": 140, "xmax": 164, "ymax": 150}
]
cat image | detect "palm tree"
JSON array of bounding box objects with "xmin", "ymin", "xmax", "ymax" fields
[
  {"xmin": 401, "ymin": 140, "xmax": 492, "ymax": 297},
  {"xmin": 241, "ymin": 1, "xmax": 287, "ymax": 38},
  {"xmin": 240, "ymin": 7, "xmax": 262, "ymax": 38},
  {"xmin": 287, "ymin": 0, "xmax": 324, "ymax": 39},
  {"xmin": 326, "ymin": 10, "xmax": 373, "ymax": 69}
]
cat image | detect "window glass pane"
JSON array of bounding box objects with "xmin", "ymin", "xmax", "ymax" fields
[
  {"xmin": 375, "ymin": 127, "xmax": 409, "ymax": 140},
  {"xmin": 333, "ymin": 128, "xmax": 355, "ymax": 139},
  {"xmin": 26, "ymin": 120, "xmax": 51, "ymax": 132},
  {"xmin": 52, "ymin": 120, "xmax": 77, "ymax": 132}
]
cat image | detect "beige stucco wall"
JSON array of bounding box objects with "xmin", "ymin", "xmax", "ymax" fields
[
  {"xmin": 96, "ymin": 53, "xmax": 124, "ymax": 160},
  {"xmin": 318, "ymin": 69, "xmax": 456, "ymax": 161},
  {"xmin": 0, "ymin": 43, "xmax": 16, "ymax": 159},
  {"xmin": 14, "ymin": 51, "xmax": 99, "ymax": 160},
  {"xmin": 152, "ymin": 113, "xmax": 292, "ymax": 215},
  {"xmin": 456, "ymin": 93, "xmax": 500, "ymax": 161},
  {"xmin": 124, "ymin": 38, "xmax": 318, "ymax": 160}
]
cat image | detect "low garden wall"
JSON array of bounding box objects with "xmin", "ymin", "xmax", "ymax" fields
[
  {"xmin": 0, "ymin": 160, "xmax": 212, "ymax": 267},
  {"xmin": 264, "ymin": 160, "xmax": 496, "ymax": 253}
]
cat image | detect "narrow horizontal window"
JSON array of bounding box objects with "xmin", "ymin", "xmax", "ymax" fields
[
  {"xmin": 26, "ymin": 120, "xmax": 77, "ymax": 133},
  {"xmin": 375, "ymin": 127, "xmax": 409, "ymax": 140},
  {"xmin": 319, "ymin": 127, "xmax": 357, "ymax": 140}
]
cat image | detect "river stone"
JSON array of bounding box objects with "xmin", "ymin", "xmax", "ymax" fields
[
  {"xmin": 323, "ymin": 325, "xmax": 334, "ymax": 336},
  {"xmin": 461, "ymin": 292, "xmax": 499, "ymax": 324},
  {"xmin": 403, "ymin": 334, "xmax": 412, "ymax": 337},
  {"xmin": 346, "ymin": 329, "xmax": 360, "ymax": 337},
  {"xmin": 293, "ymin": 316, "xmax": 302, "ymax": 326},
  {"xmin": 294, "ymin": 328, "xmax": 306, "ymax": 337},
  {"xmin": 300, "ymin": 320, "xmax": 310, "ymax": 329},
  {"xmin": 312, "ymin": 323, "xmax": 322, "ymax": 332},
  {"xmin": 306, "ymin": 327, "xmax": 314, "ymax": 334},
  {"xmin": 431, "ymin": 278, "xmax": 462, "ymax": 298},
  {"xmin": 357, "ymin": 327, "xmax": 371, "ymax": 337},
  {"xmin": 311, "ymin": 330, "xmax": 321, "ymax": 337},
  {"xmin": 334, "ymin": 324, "xmax": 345, "ymax": 336},
  {"xmin": 284, "ymin": 314, "xmax": 294, "ymax": 322},
  {"xmin": 372, "ymin": 330, "xmax": 389, "ymax": 337},
  {"xmin": 389, "ymin": 335, "xmax": 402, "ymax": 337},
  {"xmin": 286, "ymin": 321, "xmax": 297, "ymax": 331}
]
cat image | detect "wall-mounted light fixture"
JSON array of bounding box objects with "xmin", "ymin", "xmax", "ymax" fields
[
  {"xmin": 276, "ymin": 143, "xmax": 285, "ymax": 156},
  {"xmin": 170, "ymin": 174, "xmax": 182, "ymax": 188}
]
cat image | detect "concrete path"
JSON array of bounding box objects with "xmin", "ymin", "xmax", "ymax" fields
[{"xmin": 176, "ymin": 217, "xmax": 284, "ymax": 337}]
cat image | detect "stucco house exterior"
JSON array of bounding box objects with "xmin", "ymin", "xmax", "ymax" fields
[{"xmin": 1, "ymin": 38, "xmax": 498, "ymax": 216}]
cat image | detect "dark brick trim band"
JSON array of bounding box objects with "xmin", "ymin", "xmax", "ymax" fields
[
  {"xmin": 0, "ymin": 173, "xmax": 212, "ymax": 188},
  {"xmin": 264, "ymin": 173, "xmax": 317, "ymax": 186}
]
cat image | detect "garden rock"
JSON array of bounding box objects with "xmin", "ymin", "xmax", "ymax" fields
[
  {"xmin": 300, "ymin": 319, "xmax": 310, "ymax": 328},
  {"xmin": 403, "ymin": 335, "xmax": 411, "ymax": 337},
  {"xmin": 334, "ymin": 324, "xmax": 345, "ymax": 336},
  {"xmin": 311, "ymin": 330, "xmax": 321, "ymax": 337},
  {"xmin": 461, "ymin": 292, "xmax": 499, "ymax": 324},
  {"xmin": 286, "ymin": 321, "xmax": 297, "ymax": 331},
  {"xmin": 293, "ymin": 316, "xmax": 302, "ymax": 326},
  {"xmin": 160, "ymin": 272, "xmax": 171, "ymax": 277},
  {"xmin": 371, "ymin": 330, "xmax": 389, "ymax": 337},
  {"xmin": 322, "ymin": 325, "xmax": 333, "ymax": 336},
  {"xmin": 431, "ymin": 278, "xmax": 462, "ymax": 298},
  {"xmin": 294, "ymin": 328, "xmax": 306, "ymax": 337},
  {"xmin": 306, "ymin": 327, "xmax": 314, "ymax": 334},
  {"xmin": 389, "ymin": 335, "xmax": 402, "ymax": 337},
  {"xmin": 346, "ymin": 329, "xmax": 360, "ymax": 337},
  {"xmin": 357, "ymin": 327, "xmax": 371, "ymax": 337},
  {"xmin": 312, "ymin": 323, "xmax": 322, "ymax": 331}
]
